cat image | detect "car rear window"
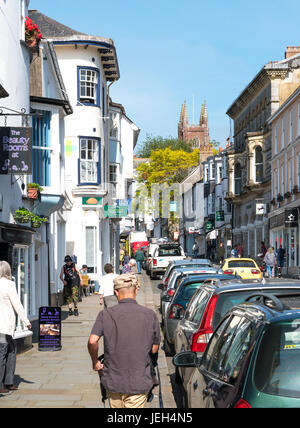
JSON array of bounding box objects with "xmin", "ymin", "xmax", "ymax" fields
[
  {"xmin": 228, "ymin": 260, "xmax": 256, "ymax": 268},
  {"xmin": 212, "ymin": 290, "xmax": 264, "ymax": 329},
  {"xmin": 254, "ymin": 320, "xmax": 300, "ymax": 398},
  {"xmin": 212, "ymin": 291, "xmax": 300, "ymax": 330},
  {"xmin": 158, "ymin": 247, "xmax": 181, "ymax": 256},
  {"xmin": 180, "ymin": 282, "xmax": 204, "ymax": 301}
]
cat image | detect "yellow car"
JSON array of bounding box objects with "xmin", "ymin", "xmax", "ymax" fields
[{"xmin": 222, "ymin": 258, "xmax": 263, "ymax": 280}]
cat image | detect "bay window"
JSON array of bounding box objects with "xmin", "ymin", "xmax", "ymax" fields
[
  {"xmin": 78, "ymin": 137, "xmax": 101, "ymax": 185},
  {"xmin": 78, "ymin": 67, "xmax": 100, "ymax": 106}
]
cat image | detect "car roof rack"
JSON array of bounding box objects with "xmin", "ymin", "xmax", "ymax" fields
[{"xmin": 245, "ymin": 292, "xmax": 284, "ymax": 312}]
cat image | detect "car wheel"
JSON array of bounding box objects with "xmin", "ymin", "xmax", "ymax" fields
[{"xmin": 163, "ymin": 333, "xmax": 175, "ymax": 356}]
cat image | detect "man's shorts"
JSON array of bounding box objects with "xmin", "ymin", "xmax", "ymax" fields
[
  {"xmin": 107, "ymin": 391, "xmax": 148, "ymax": 408},
  {"xmin": 64, "ymin": 285, "xmax": 79, "ymax": 305}
]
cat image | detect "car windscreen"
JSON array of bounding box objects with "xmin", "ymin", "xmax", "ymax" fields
[
  {"xmin": 254, "ymin": 320, "xmax": 300, "ymax": 398},
  {"xmin": 228, "ymin": 260, "xmax": 256, "ymax": 268},
  {"xmin": 158, "ymin": 247, "xmax": 181, "ymax": 256}
]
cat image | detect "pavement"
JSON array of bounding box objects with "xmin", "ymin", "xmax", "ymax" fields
[{"xmin": 0, "ymin": 272, "xmax": 177, "ymax": 408}]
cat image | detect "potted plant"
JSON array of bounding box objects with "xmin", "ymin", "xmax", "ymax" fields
[
  {"xmin": 284, "ymin": 191, "xmax": 291, "ymax": 199},
  {"xmin": 14, "ymin": 207, "xmax": 32, "ymax": 224},
  {"xmin": 31, "ymin": 214, "xmax": 48, "ymax": 229},
  {"xmin": 27, "ymin": 183, "xmax": 43, "ymax": 200},
  {"xmin": 25, "ymin": 16, "xmax": 42, "ymax": 49}
]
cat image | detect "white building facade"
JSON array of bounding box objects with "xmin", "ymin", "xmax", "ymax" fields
[{"xmin": 29, "ymin": 11, "xmax": 120, "ymax": 282}]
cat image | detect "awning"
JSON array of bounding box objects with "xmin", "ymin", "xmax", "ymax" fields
[{"xmin": 33, "ymin": 194, "xmax": 65, "ymax": 217}]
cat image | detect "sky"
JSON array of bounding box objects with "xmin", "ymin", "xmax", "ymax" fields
[{"xmin": 29, "ymin": 0, "xmax": 300, "ymax": 152}]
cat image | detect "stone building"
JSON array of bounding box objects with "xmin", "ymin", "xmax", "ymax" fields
[
  {"xmin": 226, "ymin": 47, "xmax": 300, "ymax": 258},
  {"xmin": 178, "ymin": 100, "xmax": 213, "ymax": 168}
]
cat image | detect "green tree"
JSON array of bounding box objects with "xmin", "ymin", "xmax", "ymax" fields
[{"xmin": 136, "ymin": 135, "xmax": 194, "ymax": 158}]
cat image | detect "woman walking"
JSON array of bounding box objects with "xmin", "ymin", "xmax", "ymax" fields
[
  {"xmin": 0, "ymin": 261, "xmax": 31, "ymax": 394},
  {"xmin": 264, "ymin": 248, "xmax": 276, "ymax": 278}
]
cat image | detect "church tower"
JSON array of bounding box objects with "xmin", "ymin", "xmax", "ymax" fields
[{"xmin": 178, "ymin": 100, "xmax": 212, "ymax": 150}]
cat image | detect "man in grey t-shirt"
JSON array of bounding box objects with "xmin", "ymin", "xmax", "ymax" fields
[{"xmin": 88, "ymin": 273, "xmax": 161, "ymax": 408}]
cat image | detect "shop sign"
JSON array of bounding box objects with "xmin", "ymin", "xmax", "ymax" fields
[
  {"xmin": 82, "ymin": 197, "xmax": 103, "ymax": 206},
  {"xmin": 38, "ymin": 307, "xmax": 61, "ymax": 352},
  {"xmin": 0, "ymin": 127, "xmax": 32, "ymax": 174},
  {"xmin": 216, "ymin": 211, "xmax": 224, "ymax": 221},
  {"xmin": 104, "ymin": 205, "xmax": 128, "ymax": 218},
  {"xmin": 285, "ymin": 209, "xmax": 298, "ymax": 228},
  {"xmin": 256, "ymin": 203, "xmax": 266, "ymax": 215},
  {"xmin": 205, "ymin": 220, "xmax": 214, "ymax": 232}
]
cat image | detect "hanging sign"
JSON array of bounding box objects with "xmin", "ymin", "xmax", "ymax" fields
[
  {"xmin": 285, "ymin": 209, "xmax": 298, "ymax": 228},
  {"xmin": 38, "ymin": 307, "xmax": 62, "ymax": 352},
  {"xmin": 0, "ymin": 127, "xmax": 32, "ymax": 174}
]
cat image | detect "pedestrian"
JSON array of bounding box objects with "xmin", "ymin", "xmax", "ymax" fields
[
  {"xmin": 264, "ymin": 248, "xmax": 276, "ymax": 278},
  {"xmin": 0, "ymin": 261, "xmax": 32, "ymax": 394},
  {"xmin": 59, "ymin": 255, "xmax": 83, "ymax": 316},
  {"xmin": 99, "ymin": 264, "xmax": 119, "ymax": 309},
  {"xmin": 237, "ymin": 243, "xmax": 243, "ymax": 258},
  {"xmin": 134, "ymin": 248, "xmax": 145, "ymax": 274},
  {"xmin": 258, "ymin": 241, "xmax": 267, "ymax": 258},
  {"xmin": 122, "ymin": 258, "xmax": 136, "ymax": 274},
  {"xmin": 217, "ymin": 242, "xmax": 225, "ymax": 264},
  {"xmin": 276, "ymin": 245, "xmax": 286, "ymax": 278},
  {"xmin": 80, "ymin": 265, "xmax": 90, "ymax": 296},
  {"xmin": 123, "ymin": 251, "xmax": 130, "ymax": 266},
  {"xmin": 231, "ymin": 245, "xmax": 238, "ymax": 258},
  {"xmin": 191, "ymin": 242, "xmax": 198, "ymax": 258},
  {"xmin": 88, "ymin": 273, "xmax": 161, "ymax": 409}
]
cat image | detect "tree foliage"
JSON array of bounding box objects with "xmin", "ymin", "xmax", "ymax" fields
[
  {"xmin": 136, "ymin": 135, "xmax": 194, "ymax": 158},
  {"xmin": 136, "ymin": 147, "xmax": 200, "ymax": 187}
]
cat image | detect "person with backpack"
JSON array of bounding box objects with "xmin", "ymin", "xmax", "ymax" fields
[{"xmin": 60, "ymin": 255, "xmax": 83, "ymax": 316}]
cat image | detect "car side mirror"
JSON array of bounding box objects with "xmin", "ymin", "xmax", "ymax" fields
[
  {"xmin": 157, "ymin": 283, "xmax": 164, "ymax": 290},
  {"xmin": 172, "ymin": 351, "xmax": 198, "ymax": 368}
]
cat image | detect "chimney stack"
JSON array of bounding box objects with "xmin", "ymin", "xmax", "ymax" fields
[{"xmin": 285, "ymin": 46, "xmax": 300, "ymax": 59}]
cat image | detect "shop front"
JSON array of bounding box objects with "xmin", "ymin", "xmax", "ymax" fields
[
  {"xmin": 0, "ymin": 222, "xmax": 35, "ymax": 353},
  {"xmin": 270, "ymin": 209, "xmax": 299, "ymax": 276}
]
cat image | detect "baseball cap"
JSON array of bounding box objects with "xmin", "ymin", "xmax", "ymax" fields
[
  {"xmin": 64, "ymin": 255, "xmax": 73, "ymax": 262},
  {"xmin": 113, "ymin": 273, "xmax": 138, "ymax": 290}
]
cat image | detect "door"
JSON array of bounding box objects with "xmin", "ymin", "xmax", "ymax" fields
[
  {"xmin": 11, "ymin": 246, "xmax": 29, "ymax": 332},
  {"xmin": 192, "ymin": 314, "xmax": 255, "ymax": 408}
]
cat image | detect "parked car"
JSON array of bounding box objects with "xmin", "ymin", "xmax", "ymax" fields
[
  {"xmin": 163, "ymin": 274, "xmax": 238, "ymax": 356},
  {"xmin": 173, "ymin": 281, "xmax": 300, "ymax": 407},
  {"xmin": 150, "ymin": 243, "xmax": 185, "ymax": 279},
  {"xmin": 173, "ymin": 288, "xmax": 300, "ymax": 408},
  {"xmin": 161, "ymin": 258, "xmax": 212, "ymax": 288},
  {"xmin": 222, "ymin": 257, "xmax": 263, "ymax": 280},
  {"xmin": 160, "ymin": 267, "xmax": 223, "ymax": 325},
  {"xmin": 145, "ymin": 243, "xmax": 159, "ymax": 275}
]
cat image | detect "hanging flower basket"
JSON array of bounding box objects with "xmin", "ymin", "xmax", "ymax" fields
[
  {"xmin": 25, "ymin": 17, "xmax": 42, "ymax": 49},
  {"xmin": 14, "ymin": 207, "xmax": 32, "ymax": 224},
  {"xmin": 31, "ymin": 215, "xmax": 48, "ymax": 229}
]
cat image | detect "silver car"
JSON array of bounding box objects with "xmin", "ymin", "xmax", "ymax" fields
[
  {"xmin": 163, "ymin": 272, "xmax": 229, "ymax": 356},
  {"xmin": 160, "ymin": 266, "xmax": 222, "ymax": 326}
]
